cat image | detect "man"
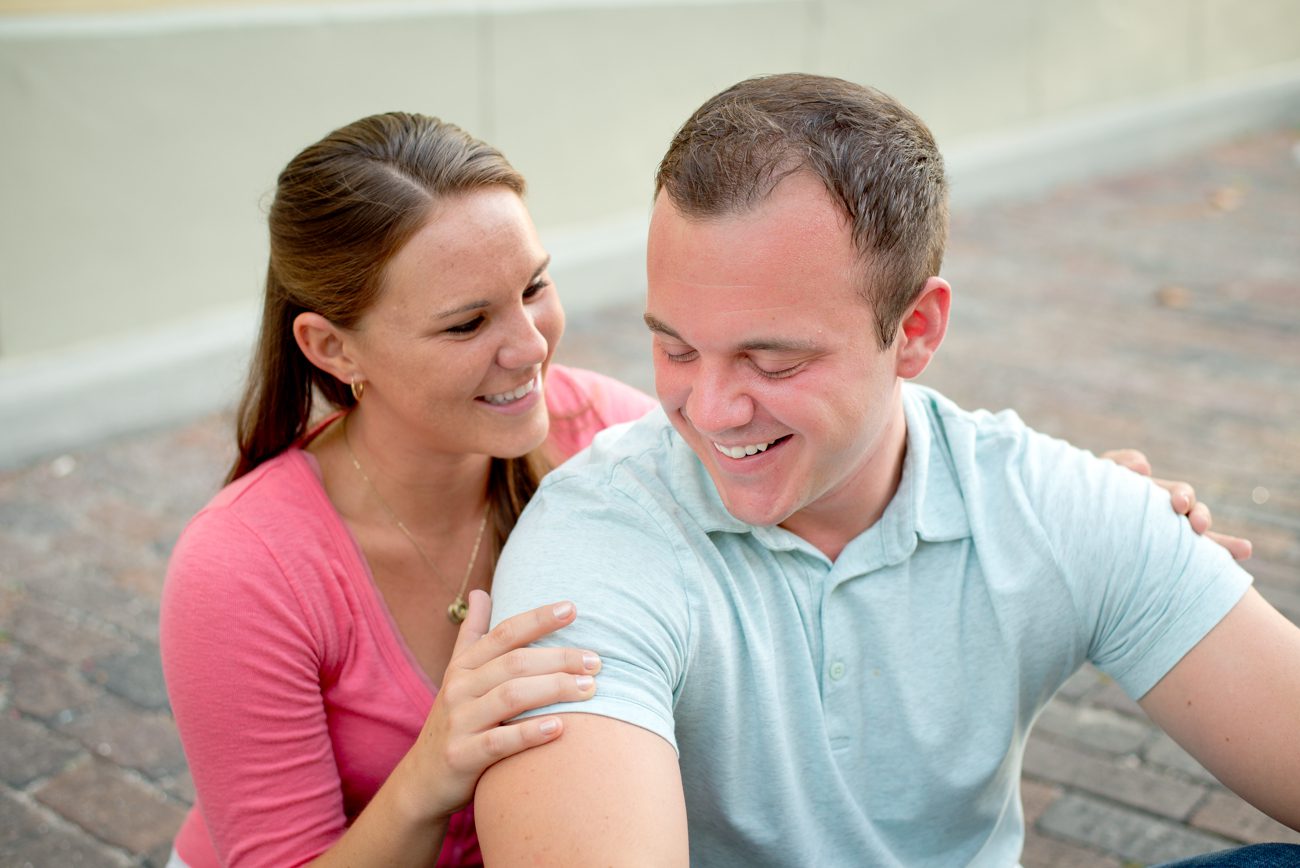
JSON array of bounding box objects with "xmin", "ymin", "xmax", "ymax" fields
[{"xmin": 475, "ymin": 74, "xmax": 1300, "ymax": 865}]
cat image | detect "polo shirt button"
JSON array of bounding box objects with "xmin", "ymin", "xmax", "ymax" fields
[{"xmin": 829, "ymin": 661, "xmax": 846, "ymax": 680}]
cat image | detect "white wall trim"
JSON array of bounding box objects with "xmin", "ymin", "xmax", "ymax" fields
[
  {"xmin": 0, "ymin": 0, "xmax": 786, "ymax": 39},
  {"xmin": 3, "ymin": 62, "xmax": 1298, "ymax": 469}
]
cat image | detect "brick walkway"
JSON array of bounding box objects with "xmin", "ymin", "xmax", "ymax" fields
[{"xmin": 2, "ymin": 127, "xmax": 1298, "ymax": 866}]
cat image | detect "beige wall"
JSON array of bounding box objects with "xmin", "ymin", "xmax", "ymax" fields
[
  {"xmin": 3, "ymin": 0, "xmax": 1300, "ymax": 359},
  {"xmin": 1, "ymin": 0, "xmax": 1298, "ymax": 464}
]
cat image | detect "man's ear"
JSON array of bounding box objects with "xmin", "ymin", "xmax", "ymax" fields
[
  {"xmin": 293, "ymin": 311, "xmax": 360, "ymax": 387},
  {"xmin": 894, "ymin": 277, "xmax": 950, "ymax": 380}
]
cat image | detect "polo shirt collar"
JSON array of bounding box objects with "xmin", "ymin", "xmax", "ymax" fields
[
  {"xmin": 901, "ymin": 384, "xmax": 972, "ymax": 545},
  {"xmin": 664, "ymin": 385, "xmax": 971, "ymax": 564}
]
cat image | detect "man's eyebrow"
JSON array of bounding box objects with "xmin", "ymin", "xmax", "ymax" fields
[
  {"xmin": 737, "ymin": 337, "xmax": 820, "ymax": 354},
  {"xmin": 432, "ymin": 255, "xmax": 552, "ymax": 320},
  {"xmin": 644, "ymin": 314, "xmax": 820, "ymax": 353},
  {"xmin": 643, "ymin": 313, "xmax": 681, "ymax": 339}
]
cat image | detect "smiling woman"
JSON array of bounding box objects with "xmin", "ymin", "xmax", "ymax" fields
[
  {"xmin": 158, "ymin": 113, "xmax": 655, "ymax": 868},
  {"xmin": 295, "ymin": 187, "xmax": 564, "ymax": 480}
]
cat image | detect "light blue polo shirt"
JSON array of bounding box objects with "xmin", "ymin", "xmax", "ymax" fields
[{"xmin": 490, "ymin": 384, "xmax": 1250, "ymax": 867}]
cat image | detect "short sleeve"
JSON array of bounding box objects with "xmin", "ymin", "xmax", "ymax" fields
[
  {"xmin": 1014, "ymin": 428, "xmax": 1251, "ymax": 698},
  {"xmin": 488, "ymin": 470, "xmax": 689, "ymax": 753}
]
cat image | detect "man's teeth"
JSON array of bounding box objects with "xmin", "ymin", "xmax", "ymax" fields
[
  {"xmin": 483, "ymin": 377, "xmax": 537, "ymax": 405},
  {"xmin": 713, "ymin": 439, "xmax": 777, "ymax": 459}
]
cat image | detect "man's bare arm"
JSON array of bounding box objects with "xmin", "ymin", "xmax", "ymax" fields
[
  {"xmin": 475, "ymin": 713, "xmax": 689, "ymax": 865},
  {"xmin": 1139, "ymin": 588, "xmax": 1300, "ymax": 829}
]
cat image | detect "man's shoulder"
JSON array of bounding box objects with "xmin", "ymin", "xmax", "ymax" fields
[
  {"xmin": 491, "ymin": 408, "xmax": 700, "ymax": 635},
  {"xmin": 902, "ymin": 383, "xmax": 1114, "ymax": 525},
  {"xmin": 540, "ymin": 407, "xmax": 705, "ymax": 508},
  {"xmin": 903, "ymin": 384, "xmax": 1043, "ymax": 477},
  {"xmin": 505, "ymin": 407, "xmax": 727, "ymax": 575},
  {"xmin": 906, "ymin": 384, "xmax": 1031, "ymax": 445}
]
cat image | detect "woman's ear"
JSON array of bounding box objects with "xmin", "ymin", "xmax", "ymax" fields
[
  {"xmin": 293, "ymin": 311, "xmax": 360, "ymax": 386},
  {"xmin": 894, "ymin": 277, "xmax": 951, "ymax": 380}
]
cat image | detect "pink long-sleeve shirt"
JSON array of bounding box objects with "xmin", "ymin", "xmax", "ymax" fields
[{"xmin": 161, "ymin": 365, "xmax": 655, "ymax": 867}]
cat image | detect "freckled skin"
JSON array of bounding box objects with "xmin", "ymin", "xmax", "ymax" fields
[{"xmin": 346, "ymin": 188, "xmax": 565, "ymax": 466}]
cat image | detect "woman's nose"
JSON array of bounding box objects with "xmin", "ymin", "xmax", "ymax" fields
[{"xmin": 496, "ymin": 306, "xmax": 548, "ymax": 371}]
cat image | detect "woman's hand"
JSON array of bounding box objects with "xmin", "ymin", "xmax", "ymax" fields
[
  {"xmin": 305, "ymin": 592, "xmax": 596, "ymax": 866},
  {"xmin": 401, "ymin": 590, "xmax": 600, "ymax": 823},
  {"xmin": 1102, "ymin": 448, "xmax": 1252, "ymax": 561}
]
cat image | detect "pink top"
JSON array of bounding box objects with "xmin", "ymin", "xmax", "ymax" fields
[{"xmin": 161, "ymin": 365, "xmax": 655, "ymax": 868}]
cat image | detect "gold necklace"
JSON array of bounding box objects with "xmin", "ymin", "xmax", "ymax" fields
[{"xmin": 342, "ymin": 415, "xmax": 489, "ymax": 624}]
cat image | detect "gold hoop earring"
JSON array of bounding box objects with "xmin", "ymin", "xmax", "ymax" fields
[{"xmin": 350, "ymin": 378, "xmax": 365, "ymax": 403}]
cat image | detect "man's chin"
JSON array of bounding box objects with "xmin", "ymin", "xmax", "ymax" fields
[{"xmin": 717, "ymin": 490, "xmax": 794, "ymax": 529}]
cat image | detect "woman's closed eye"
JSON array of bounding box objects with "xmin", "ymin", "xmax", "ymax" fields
[{"xmin": 445, "ymin": 315, "xmax": 485, "ymax": 335}]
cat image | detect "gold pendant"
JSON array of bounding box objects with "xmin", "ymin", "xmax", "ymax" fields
[{"xmin": 447, "ymin": 597, "xmax": 469, "ymax": 624}]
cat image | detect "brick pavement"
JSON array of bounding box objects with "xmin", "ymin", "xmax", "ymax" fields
[{"xmin": 1, "ymin": 126, "xmax": 1298, "ymax": 866}]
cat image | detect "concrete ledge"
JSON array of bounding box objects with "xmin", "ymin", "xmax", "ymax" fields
[
  {"xmin": 947, "ymin": 60, "xmax": 1300, "ymax": 210},
  {"xmin": 0, "ymin": 306, "xmax": 255, "ymax": 468},
  {"xmin": 2, "ymin": 62, "xmax": 1298, "ymax": 469}
]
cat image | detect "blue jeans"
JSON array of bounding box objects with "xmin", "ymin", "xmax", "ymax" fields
[{"xmin": 1155, "ymin": 844, "xmax": 1300, "ymax": 867}]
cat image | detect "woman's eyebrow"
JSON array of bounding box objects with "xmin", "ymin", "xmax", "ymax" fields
[
  {"xmin": 433, "ymin": 255, "xmax": 553, "ymax": 320},
  {"xmin": 531, "ymin": 254, "xmax": 552, "ymax": 280},
  {"xmin": 434, "ymin": 299, "xmax": 490, "ymax": 320}
]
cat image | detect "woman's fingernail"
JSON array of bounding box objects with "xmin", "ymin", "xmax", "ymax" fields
[
  {"xmin": 575, "ymin": 675, "xmax": 595, "ymax": 690},
  {"xmin": 583, "ymin": 652, "xmax": 600, "ymax": 671},
  {"xmin": 553, "ymin": 601, "xmax": 575, "ymax": 619},
  {"xmin": 539, "ymin": 718, "xmax": 560, "ymax": 735}
]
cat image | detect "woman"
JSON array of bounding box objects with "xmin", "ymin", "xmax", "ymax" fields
[
  {"xmin": 161, "ymin": 109, "xmax": 1241, "ymax": 868},
  {"xmin": 160, "ymin": 112, "xmax": 655, "ymax": 867}
]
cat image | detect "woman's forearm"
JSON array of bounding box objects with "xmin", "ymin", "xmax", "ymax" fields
[{"xmin": 305, "ymin": 749, "xmax": 450, "ymax": 868}]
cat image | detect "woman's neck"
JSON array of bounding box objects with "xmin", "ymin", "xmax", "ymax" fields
[{"xmin": 313, "ymin": 409, "xmax": 492, "ymax": 537}]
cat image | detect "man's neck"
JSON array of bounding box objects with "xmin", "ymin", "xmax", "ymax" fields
[{"xmin": 777, "ymin": 399, "xmax": 909, "ymax": 562}]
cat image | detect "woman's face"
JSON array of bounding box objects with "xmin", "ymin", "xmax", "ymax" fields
[{"xmin": 348, "ymin": 186, "xmax": 564, "ymax": 459}]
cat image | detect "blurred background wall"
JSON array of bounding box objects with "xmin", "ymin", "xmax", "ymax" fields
[{"xmin": 2, "ymin": 0, "xmax": 1299, "ymax": 466}]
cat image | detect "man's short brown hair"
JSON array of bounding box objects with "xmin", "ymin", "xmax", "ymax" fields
[{"xmin": 655, "ymin": 73, "xmax": 948, "ymax": 348}]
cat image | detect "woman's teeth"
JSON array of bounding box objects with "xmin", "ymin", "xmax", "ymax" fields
[
  {"xmin": 713, "ymin": 439, "xmax": 777, "ymax": 459},
  {"xmin": 483, "ymin": 377, "xmax": 537, "ymax": 405}
]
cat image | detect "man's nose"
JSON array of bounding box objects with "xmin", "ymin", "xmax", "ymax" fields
[{"xmin": 684, "ymin": 362, "xmax": 753, "ymax": 434}]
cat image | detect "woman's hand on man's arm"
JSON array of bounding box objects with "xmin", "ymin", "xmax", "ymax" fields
[
  {"xmin": 308, "ymin": 591, "xmax": 601, "ymax": 867},
  {"xmin": 1102, "ymin": 448, "xmax": 1252, "ymax": 561}
]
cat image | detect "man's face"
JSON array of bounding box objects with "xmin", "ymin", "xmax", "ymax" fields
[{"xmin": 645, "ymin": 172, "xmax": 910, "ymax": 539}]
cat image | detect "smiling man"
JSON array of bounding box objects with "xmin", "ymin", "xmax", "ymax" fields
[{"xmin": 475, "ymin": 74, "xmax": 1300, "ymax": 866}]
